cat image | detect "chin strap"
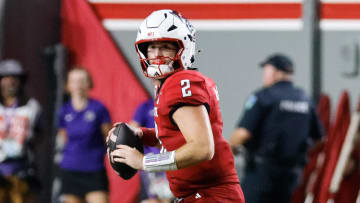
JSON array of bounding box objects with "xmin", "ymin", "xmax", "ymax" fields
[{"xmin": 143, "ymin": 151, "xmax": 178, "ymax": 172}]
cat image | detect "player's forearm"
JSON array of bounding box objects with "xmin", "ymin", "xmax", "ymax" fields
[
  {"xmin": 142, "ymin": 140, "xmax": 214, "ymax": 172},
  {"xmin": 174, "ymin": 140, "xmax": 214, "ymax": 169},
  {"xmin": 172, "ymin": 105, "xmax": 215, "ymax": 169},
  {"xmin": 143, "ymin": 105, "xmax": 215, "ymax": 172}
]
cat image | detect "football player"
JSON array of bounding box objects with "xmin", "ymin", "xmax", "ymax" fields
[{"xmin": 109, "ymin": 9, "xmax": 244, "ymax": 202}]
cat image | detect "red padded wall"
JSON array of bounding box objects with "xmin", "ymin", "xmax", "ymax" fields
[{"xmin": 61, "ymin": 0, "xmax": 149, "ymax": 202}]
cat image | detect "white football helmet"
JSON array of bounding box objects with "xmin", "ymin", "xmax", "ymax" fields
[{"xmin": 135, "ymin": 9, "xmax": 196, "ymax": 79}]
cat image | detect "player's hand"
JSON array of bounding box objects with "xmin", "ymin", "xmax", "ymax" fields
[
  {"xmin": 127, "ymin": 124, "xmax": 144, "ymax": 138},
  {"xmin": 110, "ymin": 144, "xmax": 144, "ymax": 170},
  {"xmin": 106, "ymin": 123, "xmax": 143, "ymax": 144}
]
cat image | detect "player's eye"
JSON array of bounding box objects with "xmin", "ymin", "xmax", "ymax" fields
[{"xmin": 148, "ymin": 45, "xmax": 176, "ymax": 52}]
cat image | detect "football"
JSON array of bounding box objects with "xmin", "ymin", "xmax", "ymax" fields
[{"xmin": 107, "ymin": 123, "xmax": 144, "ymax": 180}]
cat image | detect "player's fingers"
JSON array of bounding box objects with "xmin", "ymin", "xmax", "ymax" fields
[
  {"xmin": 116, "ymin": 144, "xmax": 133, "ymax": 150},
  {"xmin": 127, "ymin": 124, "xmax": 142, "ymax": 137},
  {"xmin": 113, "ymin": 157, "xmax": 126, "ymax": 163},
  {"xmin": 134, "ymin": 128, "xmax": 143, "ymax": 137},
  {"xmin": 113, "ymin": 148, "xmax": 135, "ymax": 159},
  {"xmin": 111, "ymin": 149, "xmax": 126, "ymax": 157}
]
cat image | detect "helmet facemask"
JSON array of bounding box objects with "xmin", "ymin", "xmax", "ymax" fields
[
  {"xmin": 135, "ymin": 9, "xmax": 196, "ymax": 79},
  {"xmin": 136, "ymin": 39, "xmax": 184, "ymax": 79}
]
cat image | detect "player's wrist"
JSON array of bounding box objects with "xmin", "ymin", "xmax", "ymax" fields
[{"xmin": 143, "ymin": 151, "xmax": 177, "ymax": 172}]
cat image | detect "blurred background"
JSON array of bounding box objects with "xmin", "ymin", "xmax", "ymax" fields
[{"xmin": 0, "ymin": 0, "xmax": 359, "ymax": 202}]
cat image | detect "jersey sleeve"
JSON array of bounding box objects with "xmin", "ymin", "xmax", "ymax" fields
[
  {"xmin": 237, "ymin": 94, "xmax": 266, "ymax": 134},
  {"xmin": 140, "ymin": 127, "xmax": 159, "ymax": 147},
  {"xmin": 164, "ymin": 73, "xmax": 209, "ymax": 109}
]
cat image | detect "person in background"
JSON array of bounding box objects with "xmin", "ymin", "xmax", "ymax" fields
[
  {"xmin": 129, "ymin": 98, "xmax": 173, "ymax": 203},
  {"xmin": 0, "ymin": 59, "xmax": 42, "ymax": 203},
  {"xmin": 57, "ymin": 67, "xmax": 111, "ymax": 203},
  {"xmin": 108, "ymin": 9, "xmax": 244, "ymax": 203},
  {"xmin": 229, "ymin": 53, "xmax": 324, "ymax": 203}
]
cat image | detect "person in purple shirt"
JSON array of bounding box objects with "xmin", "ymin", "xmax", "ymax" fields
[
  {"xmin": 130, "ymin": 98, "xmax": 173, "ymax": 203},
  {"xmin": 57, "ymin": 68, "xmax": 111, "ymax": 203}
]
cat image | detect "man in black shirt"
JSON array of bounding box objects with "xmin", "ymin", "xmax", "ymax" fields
[{"xmin": 230, "ymin": 53, "xmax": 324, "ymax": 203}]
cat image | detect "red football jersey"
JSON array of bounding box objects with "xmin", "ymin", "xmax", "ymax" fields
[{"xmin": 154, "ymin": 70, "xmax": 239, "ymax": 198}]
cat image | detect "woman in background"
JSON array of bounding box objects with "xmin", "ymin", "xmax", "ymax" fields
[{"xmin": 57, "ymin": 67, "xmax": 111, "ymax": 203}]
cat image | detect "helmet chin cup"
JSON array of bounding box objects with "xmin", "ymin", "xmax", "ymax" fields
[{"xmin": 146, "ymin": 64, "xmax": 174, "ymax": 79}]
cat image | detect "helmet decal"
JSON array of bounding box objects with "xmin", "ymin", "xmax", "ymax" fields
[{"xmin": 167, "ymin": 25, "xmax": 177, "ymax": 32}]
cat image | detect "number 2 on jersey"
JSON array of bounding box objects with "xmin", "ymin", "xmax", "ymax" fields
[{"xmin": 181, "ymin": 79, "xmax": 192, "ymax": 97}]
